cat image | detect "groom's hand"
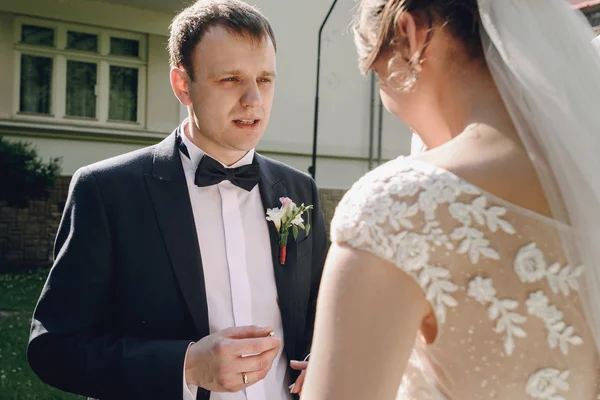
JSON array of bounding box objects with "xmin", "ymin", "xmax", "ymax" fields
[{"xmin": 185, "ymin": 325, "xmax": 281, "ymax": 392}]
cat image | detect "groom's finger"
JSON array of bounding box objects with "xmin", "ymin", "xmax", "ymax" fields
[
  {"xmin": 224, "ymin": 325, "xmax": 274, "ymax": 339},
  {"xmin": 229, "ymin": 336, "xmax": 281, "ymax": 357},
  {"xmin": 235, "ymin": 346, "xmax": 279, "ymax": 373},
  {"xmin": 242, "ymin": 366, "xmax": 274, "ymax": 388}
]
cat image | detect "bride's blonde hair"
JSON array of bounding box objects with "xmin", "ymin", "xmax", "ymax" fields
[{"xmin": 353, "ymin": 0, "xmax": 483, "ymax": 77}]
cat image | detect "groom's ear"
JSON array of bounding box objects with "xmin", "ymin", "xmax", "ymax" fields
[{"xmin": 170, "ymin": 67, "xmax": 193, "ymax": 107}]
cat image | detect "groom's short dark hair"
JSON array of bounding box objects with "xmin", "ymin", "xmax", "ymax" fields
[{"xmin": 168, "ymin": 0, "xmax": 277, "ymax": 81}]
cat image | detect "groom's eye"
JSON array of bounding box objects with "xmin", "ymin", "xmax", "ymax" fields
[{"xmin": 221, "ymin": 77, "xmax": 239, "ymax": 82}]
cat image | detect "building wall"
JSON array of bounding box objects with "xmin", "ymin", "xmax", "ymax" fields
[
  {"xmin": 146, "ymin": 34, "xmax": 180, "ymax": 134},
  {"xmin": 0, "ymin": 6, "xmax": 180, "ymax": 176},
  {"xmin": 0, "ymin": 0, "xmax": 413, "ymax": 190},
  {"xmin": 583, "ymin": 5, "xmax": 600, "ymax": 33},
  {"xmin": 0, "ymin": 181, "xmax": 346, "ymax": 269},
  {"xmin": 2, "ymin": 135, "xmax": 147, "ymax": 175},
  {"xmin": 251, "ymin": 0, "xmax": 411, "ymax": 188},
  {"xmin": 1, "ymin": 0, "xmax": 598, "ymax": 190},
  {"xmin": 0, "ymin": 0, "xmax": 173, "ymax": 36}
]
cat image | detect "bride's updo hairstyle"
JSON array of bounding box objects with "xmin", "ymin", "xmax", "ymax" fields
[{"xmin": 354, "ymin": 0, "xmax": 483, "ymax": 91}]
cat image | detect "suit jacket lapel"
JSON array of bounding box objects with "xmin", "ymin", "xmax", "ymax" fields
[
  {"xmin": 256, "ymin": 154, "xmax": 300, "ymax": 361},
  {"xmin": 144, "ymin": 129, "xmax": 210, "ymax": 338}
]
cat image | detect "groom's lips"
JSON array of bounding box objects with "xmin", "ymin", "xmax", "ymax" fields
[{"xmin": 232, "ymin": 119, "xmax": 261, "ymax": 130}]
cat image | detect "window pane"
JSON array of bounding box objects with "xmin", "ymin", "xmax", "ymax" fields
[
  {"xmin": 21, "ymin": 25, "xmax": 55, "ymax": 47},
  {"xmin": 66, "ymin": 61, "xmax": 97, "ymax": 118},
  {"xmin": 67, "ymin": 31, "xmax": 98, "ymax": 52},
  {"xmin": 109, "ymin": 66, "xmax": 138, "ymax": 122},
  {"xmin": 20, "ymin": 55, "xmax": 53, "ymax": 114},
  {"xmin": 110, "ymin": 37, "xmax": 139, "ymax": 57}
]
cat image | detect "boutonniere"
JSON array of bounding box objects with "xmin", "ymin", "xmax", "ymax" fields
[{"xmin": 266, "ymin": 197, "xmax": 313, "ymax": 265}]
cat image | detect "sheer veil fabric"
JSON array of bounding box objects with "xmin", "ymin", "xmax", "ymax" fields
[{"xmin": 478, "ymin": 0, "xmax": 600, "ymax": 355}]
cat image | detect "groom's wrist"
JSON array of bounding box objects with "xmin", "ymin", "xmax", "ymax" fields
[{"xmin": 184, "ymin": 342, "xmax": 199, "ymax": 387}]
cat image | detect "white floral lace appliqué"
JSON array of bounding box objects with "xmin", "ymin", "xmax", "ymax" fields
[
  {"xmin": 514, "ymin": 243, "xmax": 583, "ymax": 295},
  {"xmin": 467, "ymin": 276, "xmax": 527, "ymax": 356},
  {"xmin": 391, "ymin": 231, "xmax": 458, "ymax": 324},
  {"xmin": 526, "ymin": 368, "xmax": 570, "ymax": 400},
  {"xmin": 525, "ymin": 291, "xmax": 583, "ymax": 355}
]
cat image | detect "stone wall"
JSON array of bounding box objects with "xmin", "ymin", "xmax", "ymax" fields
[
  {"xmin": 585, "ymin": 7, "xmax": 600, "ymax": 28},
  {"xmin": 318, "ymin": 188, "xmax": 347, "ymax": 236},
  {"xmin": 0, "ymin": 179, "xmax": 345, "ymax": 270},
  {"xmin": 0, "ymin": 177, "xmax": 71, "ymax": 270}
]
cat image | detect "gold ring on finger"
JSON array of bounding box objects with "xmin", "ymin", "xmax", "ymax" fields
[{"xmin": 242, "ymin": 373, "xmax": 249, "ymax": 385}]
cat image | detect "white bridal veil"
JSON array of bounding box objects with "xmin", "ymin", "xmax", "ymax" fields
[{"xmin": 478, "ymin": 0, "xmax": 600, "ymax": 353}]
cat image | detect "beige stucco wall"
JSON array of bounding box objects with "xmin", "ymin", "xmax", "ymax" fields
[
  {"xmin": 0, "ymin": 0, "xmax": 173, "ymax": 36},
  {"xmin": 0, "ymin": 0, "xmax": 413, "ymax": 188},
  {"xmin": 2, "ymin": 135, "xmax": 147, "ymax": 175},
  {"xmin": 146, "ymin": 34, "xmax": 180, "ymax": 134}
]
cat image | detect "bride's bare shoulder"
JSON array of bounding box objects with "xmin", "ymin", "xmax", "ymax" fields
[{"xmin": 410, "ymin": 127, "xmax": 553, "ymax": 218}]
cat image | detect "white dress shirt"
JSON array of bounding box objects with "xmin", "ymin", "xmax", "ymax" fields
[{"xmin": 178, "ymin": 128, "xmax": 292, "ymax": 400}]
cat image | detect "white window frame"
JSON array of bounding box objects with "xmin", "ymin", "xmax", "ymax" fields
[{"xmin": 13, "ymin": 17, "xmax": 147, "ymax": 129}]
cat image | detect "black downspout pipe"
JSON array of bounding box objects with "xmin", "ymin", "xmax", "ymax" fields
[
  {"xmin": 377, "ymin": 94, "xmax": 384, "ymax": 165},
  {"xmin": 368, "ymin": 71, "xmax": 376, "ymax": 170},
  {"xmin": 309, "ymin": 0, "xmax": 339, "ymax": 180}
]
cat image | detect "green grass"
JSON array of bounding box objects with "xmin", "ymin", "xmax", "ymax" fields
[{"xmin": 0, "ymin": 269, "xmax": 82, "ymax": 399}]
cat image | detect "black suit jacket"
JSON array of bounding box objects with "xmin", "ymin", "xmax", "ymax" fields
[{"xmin": 27, "ymin": 129, "xmax": 328, "ymax": 400}]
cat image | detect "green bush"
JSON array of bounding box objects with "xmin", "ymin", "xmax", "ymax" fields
[{"xmin": 0, "ymin": 137, "xmax": 62, "ymax": 208}]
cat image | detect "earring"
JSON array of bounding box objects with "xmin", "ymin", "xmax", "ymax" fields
[{"xmin": 388, "ymin": 61, "xmax": 420, "ymax": 93}]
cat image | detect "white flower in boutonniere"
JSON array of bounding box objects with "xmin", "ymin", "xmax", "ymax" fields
[{"xmin": 266, "ymin": 197, "xmax": 313, "ymax": 265}]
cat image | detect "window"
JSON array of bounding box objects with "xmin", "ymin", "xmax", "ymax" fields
[
  {"xmin": 66, "ymin": 61, "xmax": 97, "ymax": 118},
  {"xmin": 110, "ymin": 37, "xmax": 139, "ymax": 58},
  {"xmin": 19, "ymin": 55, "xmax": 53, "ymax": 114},
  {"xmin": 21, "ymin": 25, "xmax": 54, "ymax": 47},
  {"xmin": 67, "ymin": 31, "xmax": 98, "ymax": 52},
  {"xmin": 14, "ymin": 18, "xmax": 147, "ymax": 127},
  {"xmin": 109, "ymin": 66, "xmax": 138, "ymax": 122}
]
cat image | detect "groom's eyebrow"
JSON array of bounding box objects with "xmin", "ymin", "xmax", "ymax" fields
[
  {"xmin": 219, "ymin": 69, "xmax": 243, "ymax": 76},
  {"xmin": 208, "ymin": 69, "xmax": 241, "ymax": 79},
  {"xmin": 210, "ymin": 69, "xmax": 276, "ymax": 79},
  {"xmin": 261, "ymin": 70, "xmax": 277, "ymax": 79}
]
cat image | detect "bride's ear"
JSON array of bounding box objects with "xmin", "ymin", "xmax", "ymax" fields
[{"xmin": 396, "ymin": 11, "xmax": 424, "ymax": 72}]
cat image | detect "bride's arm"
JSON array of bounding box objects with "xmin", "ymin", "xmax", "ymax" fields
[{"xmin": 301, "ymin": 243, "xmax": 430, "ymax": 400}]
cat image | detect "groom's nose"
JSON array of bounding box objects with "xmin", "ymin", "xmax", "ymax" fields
[{"xmin": 240, "ymin": 82, "xmax": 262, "ymax": 108}]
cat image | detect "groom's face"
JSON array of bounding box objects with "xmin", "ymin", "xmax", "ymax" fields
[{"xmin": 184, "ymin": 25, "xmax": 276, "ymax": 160}]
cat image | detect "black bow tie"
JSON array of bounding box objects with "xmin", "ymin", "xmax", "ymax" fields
[
  {"xmin": 194, "ymin": 155, "xmax": 260, "ymax": 192},
  {"xmin": 176, "ymin": 132, "xmax": 260, "ymax": 191}
]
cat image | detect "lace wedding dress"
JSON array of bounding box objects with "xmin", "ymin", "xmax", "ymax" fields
[{"xmin": 330, "ymin": 157, "xmax": 600, "ymax": 399}]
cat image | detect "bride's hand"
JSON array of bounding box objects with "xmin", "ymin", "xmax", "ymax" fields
[{"xmin": 289, "ymin": 360, "xmax": 308, "ymax": 395}]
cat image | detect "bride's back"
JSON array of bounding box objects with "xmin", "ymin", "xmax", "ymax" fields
[
  {"xmin": 396, "ymin": 97, "xmax": 598, "ymax": 399},
  {"xmin": 304, "ymin": 1, "xmax": 600, "ymax": 399},
  {"xmin": 330, "ymin": 157, "xmax": 600, "ymax": 399}
]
